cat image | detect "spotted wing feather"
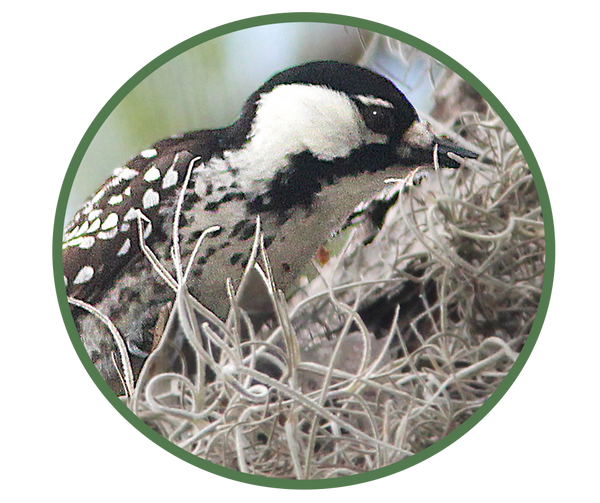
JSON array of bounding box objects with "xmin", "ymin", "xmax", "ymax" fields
[{"xmin": 63, "ymin": 131, "xmax": 220, "ymax": 303}]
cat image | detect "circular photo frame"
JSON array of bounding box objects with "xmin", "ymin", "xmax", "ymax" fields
[{"xmin": 51, "ymin": 9, "xmax": 558, "ymax": 491}]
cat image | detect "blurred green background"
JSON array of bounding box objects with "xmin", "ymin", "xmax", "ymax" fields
[{"xmin": 67, "ymin": 22, "xmax": 443, "ymax": 222}]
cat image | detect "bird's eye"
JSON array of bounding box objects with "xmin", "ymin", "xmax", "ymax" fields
[{"xmin": 361, "ymin": 105, "xmax": 395, "ymax": 135}]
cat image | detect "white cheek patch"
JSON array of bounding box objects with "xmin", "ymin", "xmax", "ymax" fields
[
  {"xmin": 229, "ymin": 84, "xmax": 382, "ymax": 176},
  {"xmin": 260, "ymin": 85, "xmax": 364, "ymax": 160}
]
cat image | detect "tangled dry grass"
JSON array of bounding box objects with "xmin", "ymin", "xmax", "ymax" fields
[{"xmin": 119, "ymin": 100, "xmax": 543, "ymax": 479}]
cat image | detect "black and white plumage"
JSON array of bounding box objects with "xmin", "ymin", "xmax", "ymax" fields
[{"xmin": 62, "ymin": 60, "xmax": 477, "ymax": 394}]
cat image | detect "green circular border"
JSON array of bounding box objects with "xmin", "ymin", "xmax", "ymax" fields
[{"xmin": 52, "ymin": 12, "xmax": 554, "ymax": 489}]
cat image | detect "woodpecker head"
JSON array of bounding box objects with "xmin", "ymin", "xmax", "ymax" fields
[
  {"xmin": 219, "ymin": 61, "xmax": 476, "ymax": 221},
  {"xmin": 231, "ymin": 61, "xmax": 420, "ymax": 155}
]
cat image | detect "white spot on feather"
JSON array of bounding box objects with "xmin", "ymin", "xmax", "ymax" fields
[
  {"xmin": 88, "ymin": 209, "xmax": 103, "ymax": 221},
  {"xmin": 144, "ymin": 165, "xmax": 161, "ymax": 182},
  {"xmin": 108, "ymin": 194, "xmax": 123, "ymax": 205},
  {"xmin": 73, "ymin": 266, "xmax": 94, "ymax": 285},
  {"xmin": 142, "ymin": 188, "xmax": 159, "ymax": 209},
  {"xmin": 88, "ymin": 218, "xmax": 101, "ymax": 233},
  {"xmin": 141, "ymin": 148, "xmax": 157, "ymax": 159},
  {"xmin": 162, "ymin": 167, "xmax": 178, "ymax": 189},
  {"xmin": 101, "ymin": 213, "xmax": 118, "ymax": 230},
  {"xmin": 98, "ymin": 227, "xmax": 118, "ymax": 240},
  {"xmin": 79, "ymin": 236, "xmax": 95, "ymax": 249},
  {"xmin": 117, "ymin": 238, "xmax": 131, "ymax": 256},
  {"xmin": 124, "ymin": 208, "xmax": 138, "ymax": 221},
  {"xmin": 116, "ymin": 167, "xmax": 139, "ymax": 181},
  {"xmin": 76, "ymin": 221, "xmax": 89, "ymax": 236}
]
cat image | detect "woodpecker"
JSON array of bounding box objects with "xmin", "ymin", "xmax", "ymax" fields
[{"xmin": 63, "ymin": 60, "xmax": 477, "ymax": 394}]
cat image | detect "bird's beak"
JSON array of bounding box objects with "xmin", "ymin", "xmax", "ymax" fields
[
  {"xmin": 431, "ymin": 136, "xmax": 479, "ymax": 168},
  {"xmin": 398, "ymin": 119, "xmax": 478, "ymax": 169}
]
